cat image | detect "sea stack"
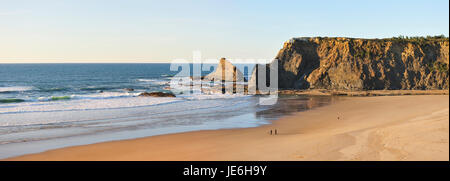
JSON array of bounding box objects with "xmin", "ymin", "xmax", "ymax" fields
[{"xmin": 203, "ymin": 58, "xmax": 245, "ymax": 82}]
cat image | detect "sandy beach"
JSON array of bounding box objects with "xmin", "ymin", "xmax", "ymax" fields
[{"xmin": 6, "ymin": 95, "xmax": 449, "ymax": 161}]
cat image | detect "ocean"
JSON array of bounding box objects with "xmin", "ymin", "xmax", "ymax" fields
[{"xmin": 0, "ymin": 64, "xmax": 336, "ymax": 159}]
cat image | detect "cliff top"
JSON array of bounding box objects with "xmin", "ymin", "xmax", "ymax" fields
[{"xmin": 287, "ymin": 35, "xmax": 449, "ymax": 44}]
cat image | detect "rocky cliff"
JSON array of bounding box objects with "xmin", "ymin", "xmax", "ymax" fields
[{"xmin": 259, "ymin": 37, "xmax": 449, "ymax": 90}]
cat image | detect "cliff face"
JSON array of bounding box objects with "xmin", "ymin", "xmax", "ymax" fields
[{"xmin": 270, "ymin": 37, "xmax": 449, "ymax": 90}]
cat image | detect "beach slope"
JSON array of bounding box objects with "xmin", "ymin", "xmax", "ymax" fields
[{"xmin": 6, "ymin": 95, "xmax": 449, "ymax": 161}]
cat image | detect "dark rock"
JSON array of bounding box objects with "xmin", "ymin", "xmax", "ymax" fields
[
  {"xmin": 138, "ymin": 92, "xmax": 176, "ymax": 97},
  {"xmin": 124, "ymin": 88, "xmax": 134, "ymax": 91}
]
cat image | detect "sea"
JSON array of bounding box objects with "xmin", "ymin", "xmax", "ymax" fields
[{"xmin": 0, "ymin": 63, "xmax": 337, "ymax": 159}]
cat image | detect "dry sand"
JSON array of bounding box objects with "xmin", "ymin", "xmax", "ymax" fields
[{"xmin": 6, "ymin": 95, "xmax": 449, "ymax": 161}]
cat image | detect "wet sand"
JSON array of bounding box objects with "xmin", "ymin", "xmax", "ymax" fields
[{"xmin": 6, "ymin": 95, "xmax": 449, "ymax": 161}]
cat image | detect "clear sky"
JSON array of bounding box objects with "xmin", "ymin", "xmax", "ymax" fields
[{"xmin": 0, "ymin": 0, "xmax": 449, "ymax": 63}]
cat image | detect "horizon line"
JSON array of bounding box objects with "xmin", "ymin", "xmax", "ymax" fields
[
  {"xmin": 0, "ymin": 59, "xmax": 275, "ymax": 64},
  {"xmin": 0, "ymin": 62, "xmax": 173, "ymax": 64}
]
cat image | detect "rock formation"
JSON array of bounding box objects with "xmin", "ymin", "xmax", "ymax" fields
[
  {"xmin": 139, "ymin": 92, "xmax": 176, "ymax": 97},
  {"xmin": 252, "ymin": 37, "xmax": 449, "ymax": 90},
  {"xmin": 203, "ymin": 58, "xmax": 245, "ymax": 82}
]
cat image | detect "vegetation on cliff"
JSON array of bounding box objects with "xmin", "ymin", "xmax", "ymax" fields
[{"xmin": 266, "ymin": 36, "xmax": 449, "ymax": 90}]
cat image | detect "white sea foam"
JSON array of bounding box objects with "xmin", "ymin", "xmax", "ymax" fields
[
  {"xmin": 178, "ymin": 93, "xmax": 250, "ymax": 100},
  {"xmin": 0, "ymin": 93, "xmax": 253, "ymax": 126},
  {"xmin": 72, "ymin": 92, "xmax": 141, "ymax": 100},
  {"xmin": 0, "ymin": 86, "xmax": 35, "ymax": 93},
  {"xmin": 137, "ymin": 79, "xmax": 157, "ymax": 82},
  {"xmin": 0, "ymin": 96, "xmax": 183, "ymax": 115},
  {"xmin": 0, "ymin": 84, "xmax": 253, "ymax": 127},
  {"xmin": 0, "ymin": 89, "xmax": 250, "ymax": 115},
  {"xmin": 35, "ymin": 92, "xmax": 140, "ymax": 102},
  {"xmin": 137, "ymin": 79, "xmax": 170, "ymax": 85}
]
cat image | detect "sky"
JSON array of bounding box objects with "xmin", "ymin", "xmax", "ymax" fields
[{"xmin": 0, "ymin": 0, "xmax": 449, "ymax": 63}]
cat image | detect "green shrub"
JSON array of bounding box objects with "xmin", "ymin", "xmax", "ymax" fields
[
  {"xmin": 427, "ymin": 61, "xmax": 448, "ymax": 73},
  {"xmin": 388, "ymin": 35, "xmax": 448, "ymax": 42}
]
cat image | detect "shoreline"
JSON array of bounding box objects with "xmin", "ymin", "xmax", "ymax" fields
[
  {"xmin": 278, "ymin": 89, "xmax": 449, "ymax": 96},
  {"xmin": 5, "ymin": 94, "xmax": 449, "ymax": 161}
]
